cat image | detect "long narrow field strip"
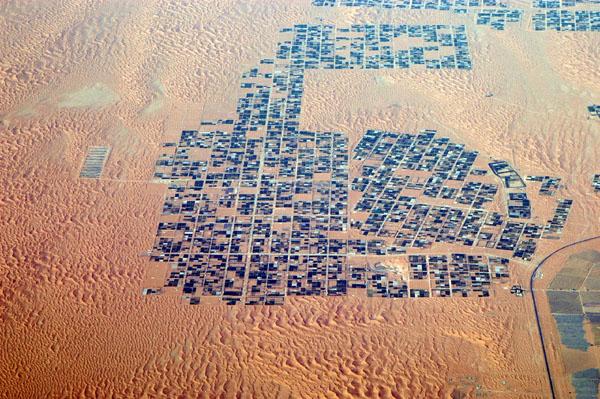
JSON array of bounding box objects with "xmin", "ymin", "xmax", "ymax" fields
[{"xmin": 79, "ymin": 146, "xmax": 111, "ymax": 179}]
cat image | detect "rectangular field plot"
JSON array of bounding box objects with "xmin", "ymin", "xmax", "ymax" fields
[
  {"xmin": 79, "ymin": 146, "xmax": 110, "ymax": 179},
  {"xmin": 580, "ymin": 291, "xmax": 600, "ymax": 312},
  {"xmin": 585, "ymin": 314, "xmax": 600, "ymax": 345},
  {"xmin": 571, "ymin": 368, "xmax": 600, "ymax": 398},
  {"xmin": 583, "ymin": 266, "xmax": 600, "ymax": 291},
  {"xmin": 549, "ymin": 275, "xmax": 587, "ymax": 290},
  {"xmin": 547, "ymin": 254, "xmax": 595, "ymax": 291},
  {"xmin": 553, "ymin": 314, "xmax": 590, "ymax": 351},
  {"xmin": 547, "ymin": 290, "xmax": 583, "ymax": 314},
  {"xmin": 583, "ymin": 277, "xmax": 600, "ymax": 291}
]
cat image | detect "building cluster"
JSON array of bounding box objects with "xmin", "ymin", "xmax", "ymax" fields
[
  {"xmin": 408, "ymin": 254, "xmax": 510, "ymax": 297},
  {"xmin": 489, "ymin": 160, "xmax": 526, "ymax": 189},
  {"xmin": 273, "ymin": 24, "xmax": 473, "ymax": 71},
  {"xmin": 589, "ymin": 105, "xmax": 600, "ymax": 118},
  {"xmin": 313, "ymin": 0, "xmax": 526, "ymax": 31},
  {"xmin": 533, "ymin": 0, "xmax": 564, "ymax": 6},
  {"xmin": 145, "ymin": 23, "xmax": 477, "ymax": 305},
  {"xmin": 510, "ymin": 285, "xmax": 524, "ymax": 296},
  {"xmin": 476, "ymin": 9, "xmax": 523, "ymax": 30},
  {"xmin": 79, "ymin": 146, "xmax": 111, "ymax": 179},
  {"xmin": 507, "ymin": 192, "xmax": 531, "ymax": 219},
  {"xmin": 532, "ymin": 10, "xmax": 600, "ymax": 31},
  {"xmin": 526, "ymin": 175, "xmax": 561, "ymax": 196},
  {"xmin": 542, "ymin": 198, "xmax": 573, "ymax": 239},
  {"xmin": 594, "ymin": 174, "xmax": 600, "ymax": 192},
  {"xmin": 312, "ymin": 0, "xmax": 508, "ymax": 10},
  {"xmin": 312, "ymin": 0, "xmax": 600, "ymax": 33},
  {"xmin": 533, "ymin": 0, "xmax": 600, "ymax": 8},
  {"xmin": 143, "ymin": 22, "xmax": 571, "ymax": 305},
  {"xmin": 349, "ymin": 134, "xmax": 572, "ymax": 262}
]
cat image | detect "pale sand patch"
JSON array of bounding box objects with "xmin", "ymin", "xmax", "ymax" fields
[
  {"xmin": 141, "ymin": 78, "xmax": 166, "ymax": 116},
  {"xmin": 16, "ymin": 106, "xmax": 37, "ymax": 118},
  {"xmin": 57, "ymin": 82, "xmax": 119, "ymax": 108}
]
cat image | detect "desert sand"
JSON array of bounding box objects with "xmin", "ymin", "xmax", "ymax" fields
[{"xmin": 1, "ymin": 1, "xmax": 599, "ymax": 398}]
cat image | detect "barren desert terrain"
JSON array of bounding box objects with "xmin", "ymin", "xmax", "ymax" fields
[{"xmin": 1, "ymin": 0, "xmax": 599, "ymax": 398}]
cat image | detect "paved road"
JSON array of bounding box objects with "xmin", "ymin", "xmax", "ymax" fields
[{"xmin": 530, "ymin": 236, "xmax": 600, "ymax": 399}]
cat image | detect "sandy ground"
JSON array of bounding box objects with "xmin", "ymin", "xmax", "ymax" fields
[{"xmin": 0, "ymin": 1, "xmax": 599, "ymax": 398}]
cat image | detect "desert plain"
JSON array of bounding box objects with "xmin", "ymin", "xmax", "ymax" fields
[{"xmin": 1, "ymin": 0, "xmax": 600, "ymax": 398}]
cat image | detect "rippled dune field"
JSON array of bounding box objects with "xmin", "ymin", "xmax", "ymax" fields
[{"xmin": 1, "ymin": 1, "xmax": 599, "ymax": 398}]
